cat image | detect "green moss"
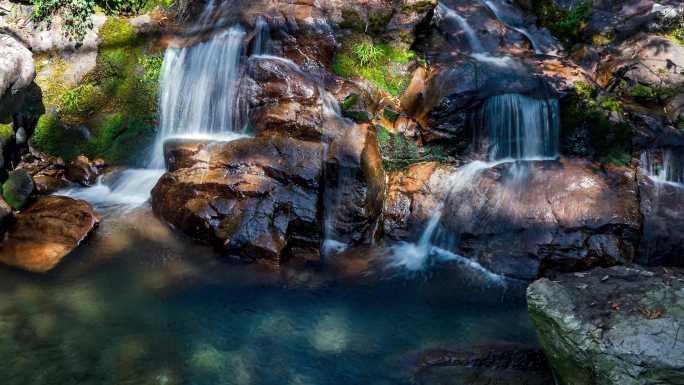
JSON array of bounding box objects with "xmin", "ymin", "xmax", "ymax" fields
[
  {"xmin": 629, "ymin": 84, "xmax": 657, "ymax": 101},
  {"xmin": 532, "ymin": 0, "xmax": 591, "ymax": 44},
  {"xmin": 383, "ymin": 108, "xmax": 399, "ymax": 122},
  {"xmin": 342, "ymin": 94, "xmax": 359, "ymax": 111},
  {"xmin": 332, "ymin": 33, "xmax": 416, "ymax": 96},
  {"xmin": 99, "ymin": 17, "xmax": 142, "ymax": 48},
  {"xmin": 402, "ymin": 1, "xmax": 436, "ymax": 15},
  {"xmin": 367, "ymin": 9, "xmax": 394, "ymax": 35},
  {"xmin": 676, "ymin": 119, "xmax": 684, "ymax": 130},
  {"xmin": 376, "ymin": 125, "xmax": 448, "ymax": 171},
  {"xmin": 0, "ymin": 124, "xmax": 14, "ymax": 143},
  {"xmin": 32, "ymin": 16, "xmax": 160, "ymax": 165},
  {"xmin": 591, "ymin": 33, "xmax": 613, "ymax": 46},
  {"xmin": 339, "ymin": 9, "xmax": 365, "ymax": 33}
]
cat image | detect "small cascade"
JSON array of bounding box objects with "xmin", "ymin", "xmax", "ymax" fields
[
  {"xmin": 480, "ymin": 93, "xmax": 560, "ymax": 161},
  {"xmin": 482, "ymin": 0, "xmax": 542, "ymax": 54},
  {"xmin": 57, "ymin": 169, "xmax": 165, "ymax": 209},
  {"xmin": 150, "ymin": 25, "xmax": 246, "ymax": 168},
  {"xmin": 253, "ymin": 16, "xmax": 271, "ymax": 56},
  {"xmin": 641, "ymin": 149, "xmax": 684, "ymax": 186},
  {"xmin": 435, "ymin": 3, "xmax": 485, "ymax": 53},
  {"xmin": 389, "ymin": 160, "xmax": 508, "ymax": 284}
]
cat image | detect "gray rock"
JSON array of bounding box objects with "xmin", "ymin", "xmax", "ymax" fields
[
  {"xmin": 0, "ymin": 33, "xmax": 35, "ymax": 98},
  {"xmin": 528, "ymin": 265, "xmax": 684, "ymax": 385}
]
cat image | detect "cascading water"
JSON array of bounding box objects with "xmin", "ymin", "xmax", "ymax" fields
[
  {"xmin": 641, "ymin": 149, "xmax": 684, "ymax": 186},
  {"xmin": 481, "ymin": 93, "xmax": 560, "ymax": 161},
  {"xmin": 150, "ymin": 25, "xmax": 247, "ymax": 168},
  {"xmin": 253, "ymin": 16, "xmax": 272, "ymax": 56},
  {"xmin": 482, "ymin": 0, "xmax": 542, "ymax": 54},
  {"xmin": 390, "ymin": 94, "xmax": 559, "ymax": 278},
  {"xmin": 435, "ymin": 3, "xmax": 485, "ymax": 53}
]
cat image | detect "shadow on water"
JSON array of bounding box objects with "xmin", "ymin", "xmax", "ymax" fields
[{"xmin": 0, "ymin": 204, "xmax": 538, "ymax": 385}]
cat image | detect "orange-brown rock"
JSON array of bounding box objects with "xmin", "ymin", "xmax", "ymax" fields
[{"xmin": 0, "ymin": 196, "xmax": 99, "ymax": 273}]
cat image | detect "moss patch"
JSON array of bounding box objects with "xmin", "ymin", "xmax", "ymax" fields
[
  {"xmin": 0, "ymin": 124, "xmax": 14, "ymax": 143},
  {"xmin": 561, "ymin": 81, "xmax": 632, "ymax": 165},
  {"xmin": 31, "ymin": 16, "xmax": 161, "ymax": 165},
  {"xmin": 332, "ymin": 33, "xmax": 416, "ymax": 96},
  {"xmin": 376, "ymin": 125, "xmax": 448, "ymax": 171}
]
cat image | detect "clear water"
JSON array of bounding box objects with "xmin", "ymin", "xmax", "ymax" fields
[
  {"xmin": 641, "ymin": 149, "xmax": 684, "ymax": 187},
  {"xmin": 0, "ymin": 205, "xmax": 538, "ymax": 385}
]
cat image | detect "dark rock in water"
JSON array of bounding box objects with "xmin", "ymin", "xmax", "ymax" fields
[
  {"xmin": 152, "ymin": 137, "xmax": 324, "ymax": 265},
  {"xmin": 413, "ymin": 344, "xmax": 553, "ymax": 385},
  {"xmin": 384, "ymin": 158, "xmax": 641, "ymax": 279},
  {"xmin": 2, "ymin": 169, "xmax": 34, "ymax": 210},
  {"xmin": 0, "ymin": 196, "xmax": 99, "ymax": 273},
  {"xmin": 66, "ymin": 155, "xmax": 102, "ymax": 186},
  {"xmin": 637, "ymin": 173, "xmax": 684, "ymax": 267},
  {"xmin": 528, "ymin": 265, "xmax": 684, "ymax": 385}
]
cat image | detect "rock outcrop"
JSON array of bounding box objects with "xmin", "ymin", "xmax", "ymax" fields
[
  {"xmin": 2, "ymin": 168, "xmax": 34, "ymax": 210},
  {"xmin": 528, "ymin": 265, "xmax": 684, "ymax": 385},
  {"xmin": 384, "ymin": 158, "xmax": 642, "ymax": 279},
  {"xmin": 152, "ymin": 137, "xmax": 324, "ymax": 264},
  {"xmin": 0, "ymin": 196, "xmax": 99, "ymax": 273}
]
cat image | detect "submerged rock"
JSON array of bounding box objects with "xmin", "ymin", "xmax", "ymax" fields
[
  {"xmin": 0, "ymin": 196, "xmax": 99, "ymax": 273},
  {"xmin": 414, "ymin": 344, "xmax": 553, "ymax": 385},
  {"xmin": 152, "ymin": 137, "xmax": 324, "ymax": 264},
  {"xmin": 528, "ymin": 265, "xmax": 684, "ymax": 385}
]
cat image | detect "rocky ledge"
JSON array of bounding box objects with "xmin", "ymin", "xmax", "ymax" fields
[
  {"xmin": 528, "ymin": 265, "xmax": 684, "ymax": 385},
  {"xmin": 0, "ymin": 196, "xmax": 100, "ymax": 273}
]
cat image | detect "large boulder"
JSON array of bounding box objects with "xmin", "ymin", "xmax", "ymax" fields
[
  {"xmin": 527, "ymin": 265, "xmax": 684, "ymax": 385},
  {"xmin": 383, "ymin": 158, "xmax": 642, "ymax": 279},
  {"xmin": 152, "ymin": 137, "xmax": 324, "ymax": 264},
  {"xmin": 0, "ymin": 33, "xmax": 35, "ymax": 99},
  {"xmin": 0, "ymin": 196, "xmax": 99, "ymax": 273}
]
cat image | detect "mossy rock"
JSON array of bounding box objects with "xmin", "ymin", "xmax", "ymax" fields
[{"xmin": 2, "ymin": 170, "xmax": 34, "ymax": 210}]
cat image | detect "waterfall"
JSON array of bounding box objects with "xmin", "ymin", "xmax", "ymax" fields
[
  {"xmin": 641, "ymin": 149, "xmax": 684, "ymax": 186},
  {"xmin": 253, "ymin": 16, "xmax": 271, "ymax": 55},
  {"xmin": 389, "ymin": 160, "xmax": 508, "ymax": 284},
  {"xmin": 481, "ymin": 93, "xmax": 560, "ymax": 161},
  {"xmin": 482, "ymin": 0, "xmax": 542, "ymax": 54},
  {"xmin": 436, "ymin": 3, "xmax": 485, "ymax": 53},
  {"xmin": 150, "ymin": 25, "xmax": 247, "ymax": 168}
]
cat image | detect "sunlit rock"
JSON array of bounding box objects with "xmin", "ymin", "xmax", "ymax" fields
[{"xmin": 0, "ymin": 196, "xmax": 100, "ymax": 273}]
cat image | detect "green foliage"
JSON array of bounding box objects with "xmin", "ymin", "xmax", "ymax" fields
[
  {"xmin": 533, "ymin": 0, "xmax": 592, "ymax": 44},
  {"xmin": 31, "ymin": 0, "xmax": 95, "ymax": 41},
  {"xmin": 629, "ymin": 84, "xmax": 657, "ymax": 101},
  {"xmin": 354, "ymin": 41, "xmax": 383, "ymax": 66},
  {"xmin": 333, "ymin": 34, "xmax": 416, "ymax": 96},
  {"xmin": 31, "ymin": 0, "xmax": 169, "ymax": 42},
  {"xmin": 0, "ymin": 124, "xmax": 14, "ymax": 143},
  {"xmin": 376, "ymin": 126, "xmax": 448, "ymax": 171},
  {"xmin": 138, "ymin": 54, "xmax": 164, "ymax": 85},
  {"xmin": 676, "ymin": 119, "xmax": 684, "ymax": 130},
  {"xmin": 562, "ymin": 82, "xmax": 632, "ymax": 165},
  {"xmin": 31, "ymin": 112, "xmax": 86, "ymax": 160}
]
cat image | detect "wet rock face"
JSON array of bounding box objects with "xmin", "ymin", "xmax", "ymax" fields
[
  {"xmin": 384, "ymin": 158, "xmax": 641, "ymax": 279},
  {"xmin": 637, "ymin": 174, "xmax": 684, "ymax": 267},
  {"xmin": 152, "ymin": 137, "xmax": 324, "ymax": 264},
  {"xmin": 16, "ymin": 151, "xmax": 72, "ymax": 194},
  {"xmin": 527, "ymin": 265, "xmax": 684, "ymax": 385},
  {"xmin": 414, "ymin": 345, "xmax": 553, "ymax": 385},
  {"xmin": 0, "ymin": 196, "xmax": 99, "ymax": 273},
  {"xmin": 324, "ymin": 124, "xmax": 386, "ymax": 245}
]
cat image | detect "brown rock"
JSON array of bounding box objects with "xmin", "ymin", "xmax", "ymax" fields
[
  {"xmin": 152, "ymin": 136, "xmax": 324, "ymax": 264},
  {"xmin": 66, "ymin": 155, "xmax": 101, "ymax": 186},
  {"xmin": 0, "ymin": 196, "xmax": 100, "ymax": 273}
]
